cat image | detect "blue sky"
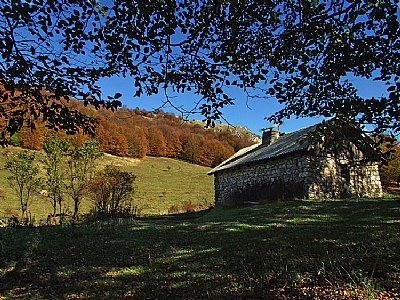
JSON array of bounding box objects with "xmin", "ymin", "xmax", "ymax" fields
[
  {"xmin": 98, "ymin": 75, "xmax": 388, "ymax": 135},
  {"xmin": 92, "ymin": 2, "xmax": 398, "ymax": 136}
]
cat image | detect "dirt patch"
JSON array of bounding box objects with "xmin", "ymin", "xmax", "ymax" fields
[{"xmin": 101, "ymin": 153, "xmax": 141, "ymax": 168}]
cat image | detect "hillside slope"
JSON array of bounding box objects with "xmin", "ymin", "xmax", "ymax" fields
[
  {"xmin": 0, "ymin": 149, "xmax": 214, "ymax": 221},
  {"xmin": 13, "ymin": 105, "xmax": 256, "ymax": 167},
  {"xmin": 104, "ymin": 155, "xmax": 214, "ymax": 216}
]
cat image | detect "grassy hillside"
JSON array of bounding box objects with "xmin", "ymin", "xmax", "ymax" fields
[
  {"xmin": 102, "ymin": 155, "xmax": 214, "ymax": 216},
  {"xmin": 0, "ymin": 148, "xmax": 214, "ymax": 221},
  {"xmin": 0, "ymin": 198, "xmax": 399, "ymax": 298}
]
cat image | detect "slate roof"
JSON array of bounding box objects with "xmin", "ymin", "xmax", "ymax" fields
[{"xmin": 208, "ymin": 124, "xmax": 318, "ymax": 175}]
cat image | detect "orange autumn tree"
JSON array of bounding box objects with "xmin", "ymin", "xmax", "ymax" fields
[
  {"xmin": 19, "ymin": 123, "xmax": 48, "ymax": 150},
  {"xmin": 7, "ymin": 100, "xmax": 256, "ymax": 167},
  {"xmin": 203, "ymin": 138, "xmax": 235, "ymax": 167},
  {"xmin": 162, "ymin": 126, "xmax": 182, "ymax": 158},
  {"xmin": 96, "ymin": 119, "xmax": 129, "ymax": 157},
  {"xmin": 378, "ymin": 136, "xmax": 400, "ymax": 185},
  {"xmin": 125, "ymin": 127, "xmax": 149, "ymax": 158},
  {"xmin": 148, "ymin": 126, "xmax": 166, "ymax": 157}
]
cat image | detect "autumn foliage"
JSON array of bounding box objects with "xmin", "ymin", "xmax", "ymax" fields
[
  {"xmin": 86, "ymin": 165, "xmax": 136, "ymax": 218},
  {"xmin": 377, "ymin": 136, "xmax": 400, "ymax": 186},
  {"xmin": 9, "ymin": 102, "xmax": 255, "ymax": 167},
  {"xmin": 91, "ymin": 107, "xmax": 254, "ymax": 167}
]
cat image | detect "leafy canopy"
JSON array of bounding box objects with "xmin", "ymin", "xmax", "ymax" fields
[
  {"xmin": 4, "ymin": 150, "xmax": 40, "ymax": 218},
  {"xmin": 65, "ymin": 139, "xmax": 103, "ymax": 219},
  {"xmin": 0, "ymin": 0, "xmax": 399, "ymax": 144},
  {"xmin": 42, "ymin": 135, "xmax": 70, "ymax": 215}
]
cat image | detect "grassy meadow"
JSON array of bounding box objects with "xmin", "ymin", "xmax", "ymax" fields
[
  {"xmin": 0, "ymin": 198, "xmax": 399, "ymax": 299},
  {"xmin": 0, "ymin": 148, "xmax": 214, "ymax": 221},
  {"xmin": 0, "ymin": 147, "xmax": 399, "ymax": 298}
]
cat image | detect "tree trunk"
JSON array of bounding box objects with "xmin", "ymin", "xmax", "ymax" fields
[
  {"xmin": 73, "ymin": 197, "xmax": 79, "ymax": 220},
  {"xmin": 53, "ymin": 195, "xmax": 57, "ymax": 215},
  {"xmin": 58, "ymin": 195, "xmax": 62, "ymax": 215}
]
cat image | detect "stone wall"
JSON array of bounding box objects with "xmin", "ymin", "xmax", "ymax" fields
[
  {"xmin": 214, "ymin": 152, "xmax": 311, "ymax": 205},
  {"xmin": 307, "ymin": 154, "xmax": 383, "ymax": 199},
  {"xmin": 214, "ymin": 151, "xmax": 383, "ymax": 206}
]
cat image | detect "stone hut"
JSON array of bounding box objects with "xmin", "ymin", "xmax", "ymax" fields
[{"xmin": 208, "ymin": 122, "xmax": 383, "ymax": 206}]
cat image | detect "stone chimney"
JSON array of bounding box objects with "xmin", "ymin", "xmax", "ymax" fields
[{"xmin": 262, "ymin": 128, "xmax": 280, "ymax": 146}]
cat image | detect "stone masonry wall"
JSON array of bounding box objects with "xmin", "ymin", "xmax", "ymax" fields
[
  {"xmin": 307, "ymin": 154, "xmax": 383, "ymax": 199},
  {"xmin": 214, "ymin": 153, "xmax": 311, "ymax": 205},
  {"xmin": 214, "ymin": 152, "xmax": 383, "ymax": 206}
]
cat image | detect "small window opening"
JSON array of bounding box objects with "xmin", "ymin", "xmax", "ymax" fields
[{"xmin": 339, "ymin": 164, "xmax": 349, "ymax": 181}]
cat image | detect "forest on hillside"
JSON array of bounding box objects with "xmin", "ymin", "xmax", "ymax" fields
[
  {"xmin": 10, "ymin": 101, "xmax": 256, "ymax": 167},
  {"xmin": 7, "ymin": 99, "xmax": 399, "ymax": 180}
]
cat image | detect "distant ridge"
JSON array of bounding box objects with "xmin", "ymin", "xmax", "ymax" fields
[{"xmin": 186, "ymin": 120, "xmax": 261, "ymax": 143}]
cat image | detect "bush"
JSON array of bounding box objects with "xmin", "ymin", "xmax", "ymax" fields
[
  {"xmin": 9, "ymin": 133, "xmax": 21, "ymax": 146},
  {"xmin": 87, "ymin": 165, "xmax": 136, "ymax": 219},
  {"xmin": 182, "ymin": 201, "xmax": 197, "ymax": 213},
  {"xmin": 6, "ymin": 215, "xmax": 20, "ymax": 227},
  {"xmin": 45, "ymin": 212, "xmax": 73, "ymax": 226},
  {"xmin": 5, "ymin": 214, "xmax": 35, "ymax": 227},
  {"xmin": 168, "ymin": 204, "xmax": 180, "ymax": 214}
]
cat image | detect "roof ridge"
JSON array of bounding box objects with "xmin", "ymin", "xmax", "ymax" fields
[{"xmin": 208, "ymin": 123, "xmax": 318, "ymax": 175}]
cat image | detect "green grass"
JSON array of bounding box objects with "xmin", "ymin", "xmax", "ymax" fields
[
  {"xmin": 126, "ymin": 156, "xmax": 214, "ymax": 215},
  {"xmin": 0, "ymin": 148, "xmax": 214, "ymax": 221},
  {"xmin": 0, "ymin": 198, "xmax": 399, "ymax": 299}
]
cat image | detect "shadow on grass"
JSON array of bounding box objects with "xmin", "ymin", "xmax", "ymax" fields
[
  {"xmin": 140, "ymin": 207, "xmax": 214, "ymax": 221},
  {"xmin": 0, "ymin": 199, "xmax": 399, "ymax": 299}
]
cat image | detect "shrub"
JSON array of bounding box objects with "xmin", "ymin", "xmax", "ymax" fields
[
  {"xmin": 46, "ymin": 212, "xmax": 73, "ymax": 226},
  {"xmin": 86, "ymin": 205, "xmax": 137, "ymax": 223},
  {"xmin": 9, "ymin": 133, "xmax": 21, "ymax": 146},
  {"xmin": 5, "ymin": 214, "xmax": 35, "ymax": 227},
  {"xmin": 87, "ymin": 165, "xmax": 136, "ymax": 219},
  {"xmin": 182, "ymin": 201, "xmax": 197, "ymax": 213},
  {"xmin": 168, "ymin": 204, "xmax": 180, "ymax": 214},
  {"xmin": 6, "ymin": 215, "xmax": 20, "ymax": 227}
]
